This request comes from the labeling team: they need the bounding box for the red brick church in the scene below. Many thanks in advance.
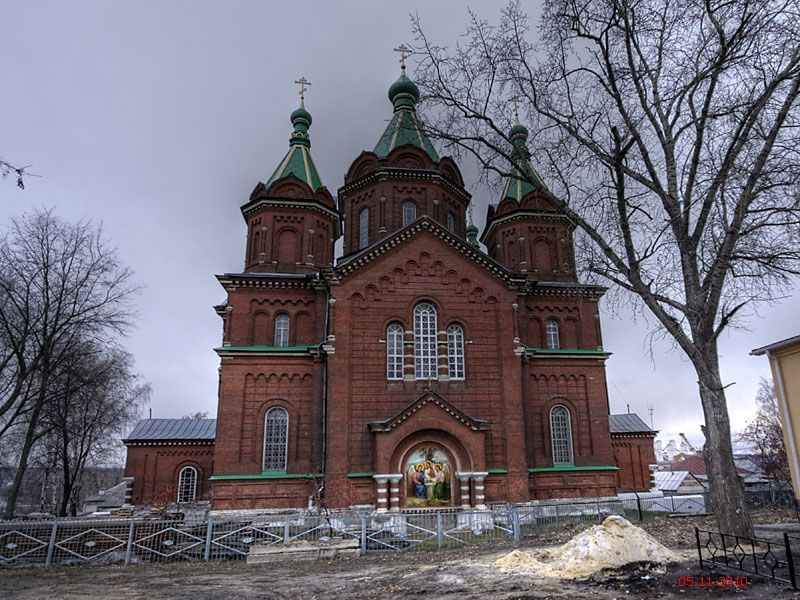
[123,65,656,512]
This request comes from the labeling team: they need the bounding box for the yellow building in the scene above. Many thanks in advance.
[752,334,800,499]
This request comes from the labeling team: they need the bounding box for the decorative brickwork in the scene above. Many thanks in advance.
[124,71,656,512]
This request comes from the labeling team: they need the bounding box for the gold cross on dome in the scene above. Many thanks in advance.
[509,95,522,124]
[393,44,413,70]
[294,76,311,105]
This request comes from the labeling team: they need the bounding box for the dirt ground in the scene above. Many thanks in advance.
[1,509,798,599]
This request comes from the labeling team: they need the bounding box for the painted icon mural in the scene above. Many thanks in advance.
[404,446,452,507]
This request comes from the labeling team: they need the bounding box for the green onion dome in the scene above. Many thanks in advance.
[388,73,420,110]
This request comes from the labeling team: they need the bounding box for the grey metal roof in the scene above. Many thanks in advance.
[124,418,216,442]
[654,470,689,492]
[609,413,655,434]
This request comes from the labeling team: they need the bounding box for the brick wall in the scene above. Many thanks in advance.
[124,442,214,505]
[612,434,657,492]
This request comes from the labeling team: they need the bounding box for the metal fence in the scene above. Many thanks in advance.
[0,490,794,569]
[696,527,799,589]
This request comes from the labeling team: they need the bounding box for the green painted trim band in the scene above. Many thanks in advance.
[487,469,509,474]
[210,472,323,481]
[214,344,321,353]
[525,348,611,356]
[528,465,619,473]
[347,472,375,478]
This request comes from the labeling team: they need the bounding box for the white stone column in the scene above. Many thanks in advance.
[372,474,390,513]
[387,474,403,512]
[455,472,472,509]
[472,471,489,510]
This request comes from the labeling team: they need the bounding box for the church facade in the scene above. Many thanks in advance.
[124,66,656,512]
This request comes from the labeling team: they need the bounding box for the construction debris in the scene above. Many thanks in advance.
[496,515,681,579]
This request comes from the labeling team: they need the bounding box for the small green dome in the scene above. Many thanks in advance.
[388,73,420,110]
[291,106,312,128]
[466,222,478,233]
[509,123,528,143]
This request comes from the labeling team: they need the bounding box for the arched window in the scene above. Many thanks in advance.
[447,324,465,380]
[177,466,198,503]
[359,207,369,249]
[402,202,416,226]
[545,319,560,349]
[447,212,455,232]
[387,323,404,380]
[550,405,574,465]
[263,407,289,471]
[413,303,438,379]
[274,314,289,347]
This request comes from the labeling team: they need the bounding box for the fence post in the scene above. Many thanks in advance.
[284,515,290,544]
[555,504,560,526]
[671,496,676,513]
[204,518,213,561]
[635,493,643,522]
[511,507,521,542]
[124,520,135,566]
[695,527,703,569]
[360,515,367,556]
[45,521,58,567]
[785,533,797,590]
[436,512,443,550]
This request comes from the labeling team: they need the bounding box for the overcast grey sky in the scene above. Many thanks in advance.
[1,1,796,448]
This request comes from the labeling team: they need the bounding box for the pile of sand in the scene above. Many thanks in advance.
[496,515,681,579]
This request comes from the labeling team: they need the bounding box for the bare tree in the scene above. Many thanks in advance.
[738,378,792,491]
[412,0,800,536]
[181,411,209,420]
[0,208,140,518]
[41,342,148,516]
[0,158,36,189]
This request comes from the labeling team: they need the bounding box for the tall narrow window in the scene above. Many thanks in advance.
[274,314,289,347]
[447,212,455,232]
[545,319,560,349]
[550,405,574,464]
[402,202,416,226]
[447,324,465,380]
[359,207,369,249]
[386,323,404,380]
[263,407,289,471]
[414,303,438,379]
[177,466,198,503]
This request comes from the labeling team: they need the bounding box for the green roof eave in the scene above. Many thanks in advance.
[214,344,321,354]
[528,465,619,473]
[267,144,324,192]
[346,472,375,478]
[210,471,323,480]
[374,109,439,162]
[525,348,611,357]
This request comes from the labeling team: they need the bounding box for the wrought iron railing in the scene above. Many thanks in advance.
[695,527,799,589]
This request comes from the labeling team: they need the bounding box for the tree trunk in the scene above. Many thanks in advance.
[3,407,41,519]
[695,350,753,537]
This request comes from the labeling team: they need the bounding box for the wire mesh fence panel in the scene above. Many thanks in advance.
[208,519,285,561]
[366,512,438,552]
[50,520,132,565]
[439,510,513,548]
[130,521,207,563]
[0,520,55,567]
